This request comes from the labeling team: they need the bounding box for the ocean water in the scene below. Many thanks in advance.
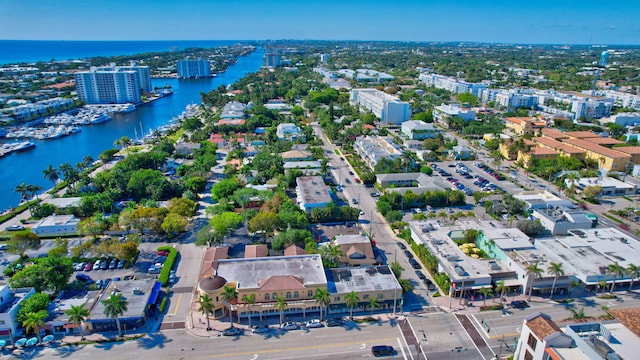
[0,44,265,211]
[0,40,249,64]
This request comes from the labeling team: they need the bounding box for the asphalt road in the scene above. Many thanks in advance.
[30,321,409,360]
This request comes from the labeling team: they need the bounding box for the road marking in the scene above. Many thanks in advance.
[193,337,397,359]
[360,343,366,350]
[168,294,182,316]
[454,314,487,360]
[396,337,408,360]
[250,354,258,360]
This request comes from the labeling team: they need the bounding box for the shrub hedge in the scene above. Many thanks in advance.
[157,245,178,286]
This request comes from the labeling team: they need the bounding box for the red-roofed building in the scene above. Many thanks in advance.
[513,313,574,360]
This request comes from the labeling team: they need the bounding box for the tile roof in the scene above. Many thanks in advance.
[530,147,560,155]
[505,117,536,125]
[245,244,268,258]
[541,128,568,139]
[610,308,640,337]
[612,146,640,155]
[200,246,229,279]
[258,275,306,291]
[565,131,601,139]
[561,138,631,159]
[284,245,307,256]
[583,137,623,146]
[527,314,562,340]
[534,137,586,154]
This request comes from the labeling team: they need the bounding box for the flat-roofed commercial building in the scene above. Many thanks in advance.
[350,88,411,124]
[32,214,80,236]
[295,176,332,212]
[0,285,35,340]
[326,266,402,314]
[536,228,640,287]
[211,255,327,320]
[401,120,437,140]
[87,279,161,333]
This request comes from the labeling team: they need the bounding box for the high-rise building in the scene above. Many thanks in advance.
[350,88,412,124]
[75,70,141,104]
[319,53,330,63]
[264,52,281,67]
[94,65,152,93]
[177,59,211,78]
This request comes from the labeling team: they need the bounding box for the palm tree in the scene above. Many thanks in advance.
[598,280,608,294]
[196,294,215,331]
[43,164,59,188]
[220,286,238,328]
[565,172,579,197]
[569,307,587,320]
[22,310,47,343]
[367,297,380,315]
[274,295,288,326]
[313,288,331,321]
[114,136,132,155]
[345,291,360,320]
[479,287,493,305]
[569,280,582,297]
[102,293,128,337]
[15,182,34,217]
[548,262,565,299]
[65,304,90,340]
[82,155,94,169]
[526,263,543,301]
[241,294,256,328]
[627,264,639,291]
[59,162,79,191]
[495,280,508,303]
[607,262,626,293]
[321,244,343,268]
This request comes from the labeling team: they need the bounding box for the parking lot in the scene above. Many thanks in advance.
[431,160,523,199]
[72,245,170,286]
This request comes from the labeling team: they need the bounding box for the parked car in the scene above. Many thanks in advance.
[354,178,360,183]
[403,250,413,258]
[6,225,25,231]
[75,274,92,283]
[372,345,396,357]
[280,322,299,331]
[345,178,351,184]
[409,258,421,269]
[397,242,406,250]
[148,265,160,274]
[415,270,426,281]
[100,261,109,270]
[74,262,86,271]
[84,262,93,271]
[510,300,529,309]
[348,170,354,175]
[305,319,323,328]
[157,250,170,257]
[326,318,343,327]
[352,198,358,205]
[109,259,118,269]
[252,325,271,334]
[92,260,101,270]
[117,260,126,269]
[222,327,243,336]
[95,279,104,289]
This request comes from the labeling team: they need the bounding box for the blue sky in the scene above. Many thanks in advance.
[1,0,639,44]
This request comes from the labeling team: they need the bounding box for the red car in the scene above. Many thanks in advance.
[157,250,170,257]
[354,178,360,183]
[83,262,93,271]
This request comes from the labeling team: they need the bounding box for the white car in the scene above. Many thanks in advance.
[305,319,323,328]
[280,322,298,331]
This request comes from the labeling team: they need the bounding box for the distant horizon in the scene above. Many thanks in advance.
[1,39,639,47]
[2,1,639,45]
